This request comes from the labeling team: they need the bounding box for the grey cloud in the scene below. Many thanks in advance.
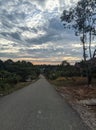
[22,17,65,45]
[0,32,9,37]
[24,25,79,47]
[19,27,38,33]
[11,32,21,40]
[33,0,47,8]
[0,53,18,58]
[19,44,66,58]
[48,18,64,31]
[0,32,21,41]
[24,33,58,45]
[0,0,82,64]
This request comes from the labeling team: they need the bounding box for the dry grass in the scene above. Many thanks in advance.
[49,76,96,125]
[56,86,96,101]
[50,77,96,100]
[51,77,88,87]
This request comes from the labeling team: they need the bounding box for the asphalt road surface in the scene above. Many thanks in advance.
[0,75,90,130]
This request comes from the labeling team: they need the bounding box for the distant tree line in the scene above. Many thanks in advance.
[43,61,80,80]
[43,60,96,81]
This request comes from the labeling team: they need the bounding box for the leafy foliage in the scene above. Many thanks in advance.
[0,59,40,93]
[61,0,96,86]
[61,0,96,60]
[43,61,81,80]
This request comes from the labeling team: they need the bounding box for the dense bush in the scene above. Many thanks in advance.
[43,60,96,84]
[0,59,40,92]
[43,64,81,80]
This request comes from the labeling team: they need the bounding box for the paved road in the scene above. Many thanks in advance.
[0,75,90,130]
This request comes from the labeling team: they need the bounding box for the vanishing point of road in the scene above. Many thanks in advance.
[0,75,90,130]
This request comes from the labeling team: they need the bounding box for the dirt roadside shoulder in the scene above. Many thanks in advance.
[56,86,96,130]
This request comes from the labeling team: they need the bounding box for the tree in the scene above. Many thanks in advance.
[61,0,96,86]
[61,60,70,66]
[0,60,4,70]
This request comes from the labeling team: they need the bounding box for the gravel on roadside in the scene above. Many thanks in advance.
[60,93,96,130]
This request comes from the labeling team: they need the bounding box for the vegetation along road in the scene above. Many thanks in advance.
[0,75,90,130]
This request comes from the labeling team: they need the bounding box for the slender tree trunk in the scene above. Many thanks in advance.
[88,30,92,87]
[89,30,92,58]
[87,64,92,87]
[82,30,86,62]
[82,29,92,87]
[93,49,96,58]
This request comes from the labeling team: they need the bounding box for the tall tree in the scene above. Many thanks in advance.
[61,0,96,86]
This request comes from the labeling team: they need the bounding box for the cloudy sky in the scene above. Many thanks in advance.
[0,0,82,65]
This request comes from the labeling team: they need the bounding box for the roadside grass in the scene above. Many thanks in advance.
[0,78,39,96]
[50,77,88,87]
[49,77,96,100]
[49,76,96,117]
